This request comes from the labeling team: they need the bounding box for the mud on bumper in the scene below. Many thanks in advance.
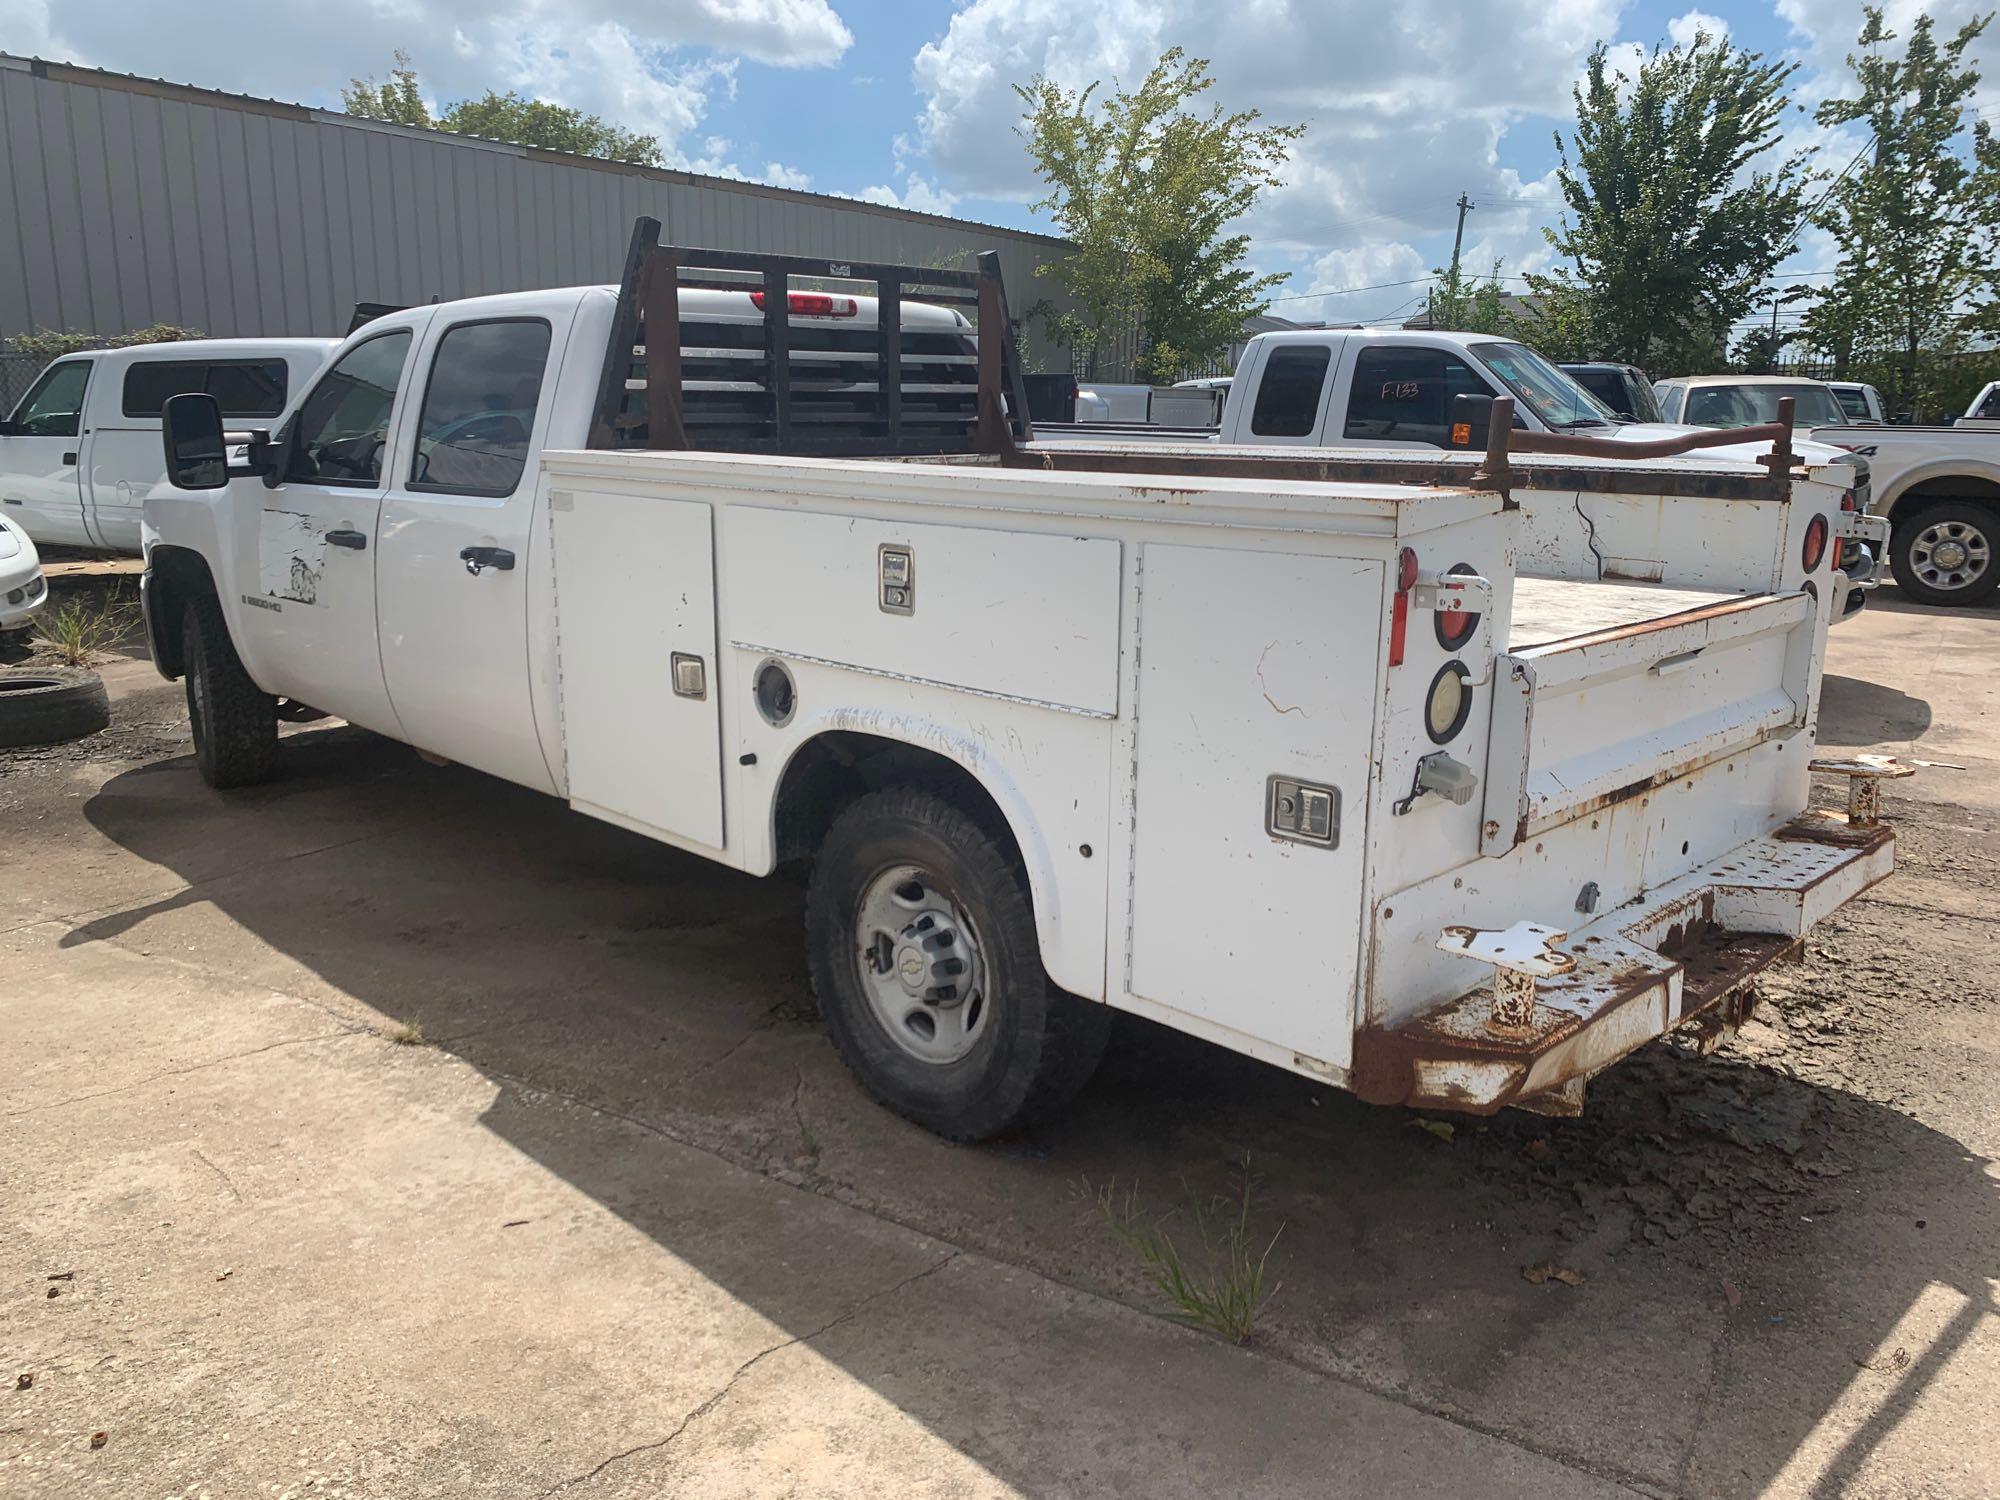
[1350,817,1894,1115]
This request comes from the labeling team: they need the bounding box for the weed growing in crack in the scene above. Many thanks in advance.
[388,1020,425,1047]
[1093,1153,1283,1344]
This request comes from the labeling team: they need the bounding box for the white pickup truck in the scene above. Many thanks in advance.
[0,338,335,553]
[1049,330,1881,621]
[142,222,1899,1139]
[1810,417,2000,605]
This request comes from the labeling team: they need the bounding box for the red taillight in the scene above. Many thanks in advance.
[1841,489,1857,511]
[1390,548,1418,667]
[1803,513,1829,572]
[750,291,859,317]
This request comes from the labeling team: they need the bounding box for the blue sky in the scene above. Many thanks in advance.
[5,0,1995,335]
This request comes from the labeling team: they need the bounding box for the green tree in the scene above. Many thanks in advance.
[1426,259,1512,335]
[1802,8,1999,421]
[341,53,664,167]
[1015,49,1302,383]
[1527,31,1813,372]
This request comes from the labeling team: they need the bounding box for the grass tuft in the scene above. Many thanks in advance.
[36,583,139,667]
[388,1020,425,1047]
[1094,1153,1283,1344]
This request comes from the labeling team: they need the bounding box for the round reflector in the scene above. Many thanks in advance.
[1803,514,1829,572]
[1425,661,1473,744]
[1434,562,1482,650]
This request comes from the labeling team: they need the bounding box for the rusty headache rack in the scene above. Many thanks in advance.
[587,216,1805,503]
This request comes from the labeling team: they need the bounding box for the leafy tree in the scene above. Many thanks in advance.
[1426,260,1512,335]
[1802,8,1999,421]
[1015,49,1302,383]
[342,53,663,167]
[7,324,203,363]
[1527,31,1814,372]
[341,51,431,129]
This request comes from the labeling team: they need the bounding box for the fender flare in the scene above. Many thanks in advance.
[1877,457,2000,516]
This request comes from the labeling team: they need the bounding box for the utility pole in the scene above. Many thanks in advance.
[1437,193,1474,328]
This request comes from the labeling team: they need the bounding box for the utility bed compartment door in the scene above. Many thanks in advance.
[551,488,724,850]
[1481,591,1814,856]
[1127,545,1381,1070]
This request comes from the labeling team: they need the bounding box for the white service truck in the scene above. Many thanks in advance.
[142,224,1900,1139]
[0,338,335,553]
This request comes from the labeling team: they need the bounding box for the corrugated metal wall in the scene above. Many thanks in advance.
[0,57,1072,366]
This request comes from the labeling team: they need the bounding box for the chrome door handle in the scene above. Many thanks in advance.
[325,528,368,550]
[460,546,515,576]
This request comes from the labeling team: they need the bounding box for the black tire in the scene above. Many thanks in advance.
[184,595,278,787]
[0,666,109,747]
[1890,500,2000,607]
[806,787,1112,1141]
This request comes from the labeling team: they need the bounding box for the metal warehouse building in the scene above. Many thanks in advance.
[0,53,1072,374]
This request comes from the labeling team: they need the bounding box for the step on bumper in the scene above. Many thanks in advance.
[1350,817,1895,1116]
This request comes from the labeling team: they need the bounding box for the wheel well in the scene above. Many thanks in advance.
[145,546,218,679]
[771,731,1022,870]
[1892,476,2000,525]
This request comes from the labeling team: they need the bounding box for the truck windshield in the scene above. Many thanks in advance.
[1468,342,1617,428]
[1684,383,1847,429]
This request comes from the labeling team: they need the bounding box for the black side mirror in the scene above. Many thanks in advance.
[1447,392,1494,450]
[162,392,228,490]
[0,419,19,437]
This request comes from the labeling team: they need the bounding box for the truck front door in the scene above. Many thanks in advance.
[0,358,94,547]
[375,314,556,793]
[242,325,422,736]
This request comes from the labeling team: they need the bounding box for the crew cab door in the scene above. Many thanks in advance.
[1328,344,1497,450]
[375,313,559,793]
[0,358,94,547]
[242,321,427,735]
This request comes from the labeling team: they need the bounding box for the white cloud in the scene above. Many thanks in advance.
[859,173,961,216]
[1667,10,1729,48]
[0,0,851,178]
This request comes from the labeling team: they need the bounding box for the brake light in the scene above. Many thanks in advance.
[750,291,859,317]
[1803,513,1829,572]
[1390,548,1418,667]
[1841,489,1857,511]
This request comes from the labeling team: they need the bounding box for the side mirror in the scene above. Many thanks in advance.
[1447,392,1494,450]
[162,392,228,490]
[0,419,19,437]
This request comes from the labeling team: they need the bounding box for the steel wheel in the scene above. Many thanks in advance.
[1908,516,1992,595]
[852,863,990,1065]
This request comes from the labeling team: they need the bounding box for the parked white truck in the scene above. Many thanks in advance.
[142,224,1900,1138]
[1810,416,2000,605]
[0,338,335,553]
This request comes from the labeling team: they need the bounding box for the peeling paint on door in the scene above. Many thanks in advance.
[261,509,326,606]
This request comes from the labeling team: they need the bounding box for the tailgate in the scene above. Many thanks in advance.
[1480,591,1815,856]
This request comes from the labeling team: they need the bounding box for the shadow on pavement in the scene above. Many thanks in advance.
[73,725,1999,1496]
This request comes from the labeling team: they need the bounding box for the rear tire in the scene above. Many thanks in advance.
[1890,501,2000,606]
[184,595,278,787]
[805,787,1111,1141]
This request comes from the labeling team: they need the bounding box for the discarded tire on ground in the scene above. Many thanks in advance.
[0,666,111,748]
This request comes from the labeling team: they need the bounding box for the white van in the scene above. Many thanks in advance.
[0,339,336,553]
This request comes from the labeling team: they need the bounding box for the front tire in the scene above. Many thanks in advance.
[1890,501,1999,606]
[184,595,278,788]
[805,787,1111,1141]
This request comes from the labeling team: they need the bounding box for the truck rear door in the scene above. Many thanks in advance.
[375,311,564,794]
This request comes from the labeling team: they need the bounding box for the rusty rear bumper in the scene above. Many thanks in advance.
[1350,817,1894,1115]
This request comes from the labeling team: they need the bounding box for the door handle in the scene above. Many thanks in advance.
[62,451,77,466]
[460,545,515,576]
[325,528,368,550]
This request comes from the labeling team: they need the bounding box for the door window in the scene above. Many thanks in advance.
[1343,347,1489,447]
[122,359,290,419]
[409,320,552,497]
[1249,346,1331,437]
[285,333,412,485]
[10,360,91,437]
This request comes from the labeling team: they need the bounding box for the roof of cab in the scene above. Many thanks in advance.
[395,283,972,331]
